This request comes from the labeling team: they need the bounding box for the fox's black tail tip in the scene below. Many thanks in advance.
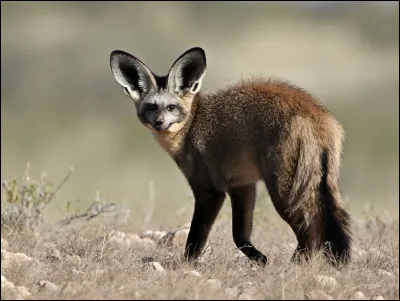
[323,202,352,266]
[319,149,352,266]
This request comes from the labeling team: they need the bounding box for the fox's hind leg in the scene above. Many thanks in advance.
[228,184,268,265]
[262,166,316,264]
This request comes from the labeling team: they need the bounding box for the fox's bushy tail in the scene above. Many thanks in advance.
[287,116,352,265]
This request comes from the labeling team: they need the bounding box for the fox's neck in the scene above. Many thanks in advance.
[152,94,202,157]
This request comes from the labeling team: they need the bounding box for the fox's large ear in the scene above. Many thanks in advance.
[167,47,206,97]
[110,50,157,101]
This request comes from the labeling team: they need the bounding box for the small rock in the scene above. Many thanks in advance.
[1,237,8,250]
[15,286,31,300]
[1,274,8,287]
[158,224,191,247]
[199,245,213,261]
[1,250,33,275]
[377,269,393,278]
[125,233,142,244]
[352,291,367,300]
[196,257,207,266]
[371,296,385,300]
[123,233,141,247]
[1,277,31,300]
[109,231,155,248]
[352,247,367,259]
[225,287,240,299]
[93,269,105,277]
[233,252,247,261]
[240,281,254,288]
[239,281,257,296]
[81,280,94,288]
[109,230,135,247]
[306,290,334,300]
[37,280,59,294]
[141,230,167,242]
[140,237,156,248]
[205,279,221,290]
[72,268,84,276]
[238,293,253,300]
[172,228,190,246]
[153,231,167,240]
[109,230,126,242]
[315,275,338,289]
[141,230,154,238]
[146,261,166,274]
[1,250,33,263]
[184,270,202,278]
[65,254,82,266]
[369,248,385,260]
[2,278,15,290]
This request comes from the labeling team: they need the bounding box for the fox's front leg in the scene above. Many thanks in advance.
[184,190,226,262]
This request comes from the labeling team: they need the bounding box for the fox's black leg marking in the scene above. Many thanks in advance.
[184,190,225,262]
[229,184,267,265]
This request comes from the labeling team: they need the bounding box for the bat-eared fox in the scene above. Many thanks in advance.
[109,47,352,266]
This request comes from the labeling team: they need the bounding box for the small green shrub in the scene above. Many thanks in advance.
[1,163,73,233]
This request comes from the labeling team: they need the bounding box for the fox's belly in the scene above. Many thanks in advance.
[223,153,261,187]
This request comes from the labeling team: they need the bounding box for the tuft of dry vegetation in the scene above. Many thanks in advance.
[1,170,399,300]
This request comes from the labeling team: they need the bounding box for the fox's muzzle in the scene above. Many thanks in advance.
[153,120,171,132]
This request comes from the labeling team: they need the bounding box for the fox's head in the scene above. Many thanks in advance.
[110,47,206,133]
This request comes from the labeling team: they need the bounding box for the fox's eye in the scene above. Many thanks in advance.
[146,103,158,111]
[167,105,176,112]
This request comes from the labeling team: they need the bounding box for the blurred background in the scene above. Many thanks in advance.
[1,1,398,229]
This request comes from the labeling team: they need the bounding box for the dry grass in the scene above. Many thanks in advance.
[1,213,398,300]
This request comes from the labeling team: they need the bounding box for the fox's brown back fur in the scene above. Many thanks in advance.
[109,48,352,266]
[155,78,343,196]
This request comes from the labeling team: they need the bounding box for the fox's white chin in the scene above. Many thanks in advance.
[154,124,171,132]
[146,122,186,134]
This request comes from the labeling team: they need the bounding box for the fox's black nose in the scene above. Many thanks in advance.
[155,120,163,127]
